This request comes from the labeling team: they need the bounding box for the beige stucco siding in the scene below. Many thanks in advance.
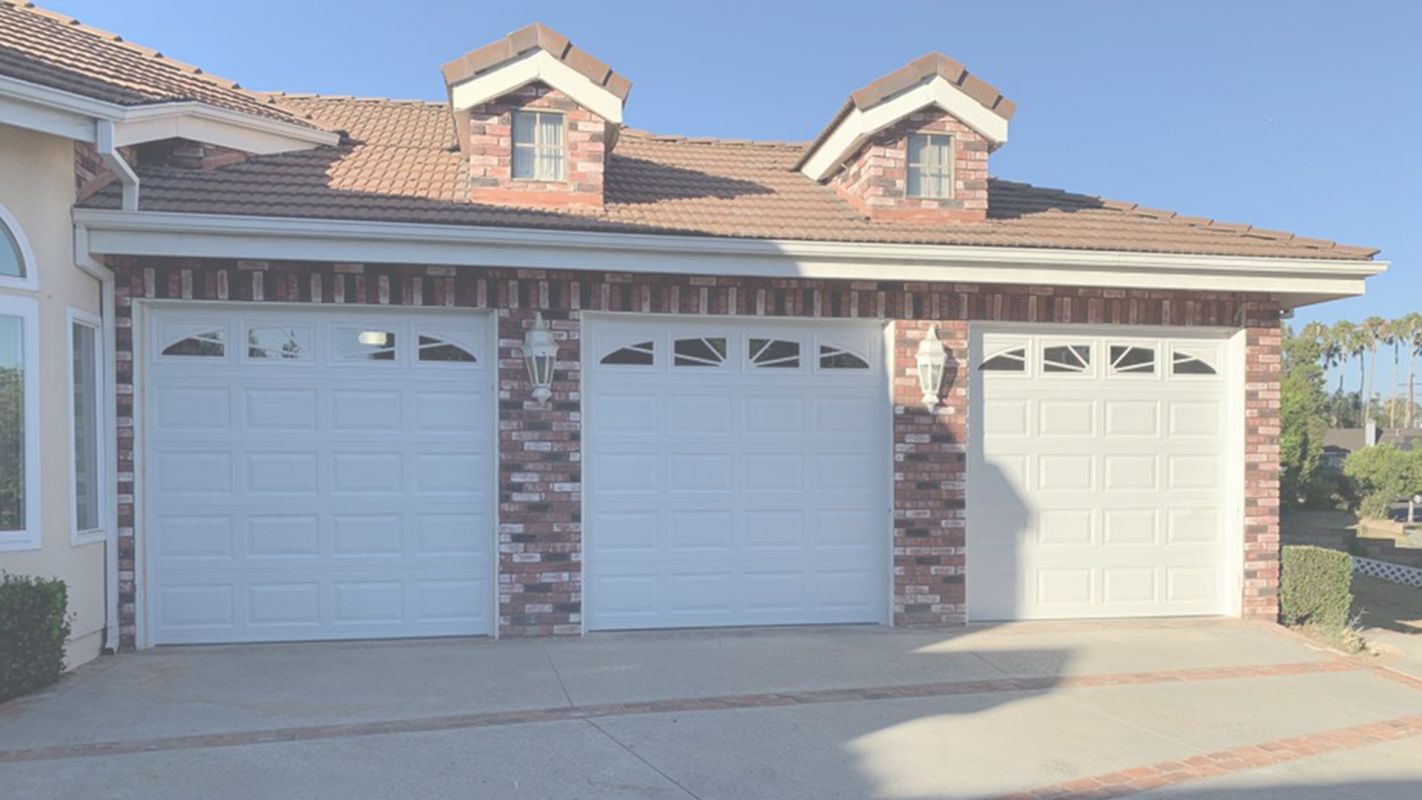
[0,123,105,668]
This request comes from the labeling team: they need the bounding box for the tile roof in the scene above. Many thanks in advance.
[0,1,316,127]
[441,22,631,101]
[849,52,1014,121]
[80,94,1377,260]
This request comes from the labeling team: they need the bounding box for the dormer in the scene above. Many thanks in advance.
[797,53,1014,223]
[442,24,631,209]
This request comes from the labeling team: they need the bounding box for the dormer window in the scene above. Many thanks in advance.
[906,133,954,199]
[512,111,566,181]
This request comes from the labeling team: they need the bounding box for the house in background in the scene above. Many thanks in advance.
[0,4,1385,664]
[1321,420,1382,471]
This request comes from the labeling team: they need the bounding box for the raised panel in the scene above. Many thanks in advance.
[1103,568,1157,604]
[247,515,319,557]
[331,390,402,432]
[815,509,878,549]
[1168,455,1220,491]
[593,394,658,434]
[816,570,878,610]
[247,584,320,625]
[156,452,232,496]
[667,395,732,434]
[815,396,879,434]
[1169,402,1221,437]
[331,452,403,494]
[817,452,878,491]
[333,582,404,623]
[1104,455,1157,491]
[158,585,234,627]
[667,572,735,612]
[592,574,658,615]
[1103,509,1157,545]
[594,453,659,492]
[591,512,659,553]
[157,388,231,430]
[415,453,482,494]
[414,391,484,433]
[156,515,233,558]
[1104,401,1159,437]
[1039,400,1094,437]
[744,395,804,434]
[415,513,483,555]
[1038,509,1093,546]
[669,453,733,492]
[247,452,319,496]
[984,399,1030,436]
[743,453,804,492]
[669,511,733,550]
[1167,567,1219,603]
[1036,568,1093,606]
[1038,455,1093,492]
[245,389,318,431]
[333,514,403,556]
[414,580,483,622]
[741,571,803,611]
[744,510,804,548]
[1167,508,1221,544]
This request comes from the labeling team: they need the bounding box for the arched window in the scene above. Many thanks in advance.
[0,203,36,290]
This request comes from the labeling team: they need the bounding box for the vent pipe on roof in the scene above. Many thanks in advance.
[96,120,139,211]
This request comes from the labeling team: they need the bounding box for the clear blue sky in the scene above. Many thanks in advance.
[48,1,1417,349]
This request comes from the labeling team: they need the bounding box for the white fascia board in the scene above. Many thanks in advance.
[0,73,336,150]
[448,49,623,124]
[114,104,338,153]
[802,77,1010,182]
[73,209,1386,307]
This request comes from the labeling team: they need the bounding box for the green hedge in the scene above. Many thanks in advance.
[1280,545,1354,631]
[0,575,71,704]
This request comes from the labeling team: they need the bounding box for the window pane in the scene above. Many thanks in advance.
[538,148,564,181]
[0,315,24,530]
[512,112,536,145]
[73,323,100,532]
[0,223,21,278]
[906,168,923,198]
[932,137,952,167]
[512,146,535,180]
[907,134,929,165]
[538,113,563,148]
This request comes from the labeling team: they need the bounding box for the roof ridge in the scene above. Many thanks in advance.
[9,1,304,118]
[619,128,807,149]
[260,91,444,107]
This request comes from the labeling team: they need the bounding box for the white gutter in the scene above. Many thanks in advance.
[95,120,140,211]
[72,226,121,654]
[73,208,1387,307]
[0,73,338,150]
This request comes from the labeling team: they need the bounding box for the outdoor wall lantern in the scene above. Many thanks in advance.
[916,324,947,410]
[522,312,558,405]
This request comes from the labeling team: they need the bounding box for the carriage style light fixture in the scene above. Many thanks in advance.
[916,324,947,410]
[521,312,558,405]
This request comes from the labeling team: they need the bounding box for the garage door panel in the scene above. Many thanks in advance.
[147,307,493,644]
[156,386,232,430]
[587,316,889,631]
[969,329,1230,621]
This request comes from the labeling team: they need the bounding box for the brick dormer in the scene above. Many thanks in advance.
[442,24,631,209]
[798,53,1013,224]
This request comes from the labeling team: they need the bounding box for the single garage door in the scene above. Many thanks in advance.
[967,328,1233,620]
[145,306,495,644]
[585,316,890,631]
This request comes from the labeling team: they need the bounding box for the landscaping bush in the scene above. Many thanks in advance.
[1280,545,1354,632]
[0,574,71,703]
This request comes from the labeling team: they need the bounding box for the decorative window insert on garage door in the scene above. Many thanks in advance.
[967,327,1241,621]
[583,315,893,631]
[141,305,497,645]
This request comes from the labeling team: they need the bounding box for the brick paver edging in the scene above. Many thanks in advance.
[0,659,1364,765]
[996,712,1422,799]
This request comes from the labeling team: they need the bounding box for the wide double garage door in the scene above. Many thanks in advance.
[146,307,495,644]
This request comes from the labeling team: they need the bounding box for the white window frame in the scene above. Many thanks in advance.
[0,295,41,550]
[68,308,106,546]
[0,202,38,291]
[906,133,955,200]
[511,110,566,182]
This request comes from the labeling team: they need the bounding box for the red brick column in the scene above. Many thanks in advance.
[496,309,583,636]
[1243,324,1283,619]
[891,320,969,625]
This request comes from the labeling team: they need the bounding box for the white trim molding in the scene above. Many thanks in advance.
[0,72,338,151]
[74,209,1387,308]
[0,294,42,552]
[801,76,1010,182]
[67,307,107,547]
[448,49,624,124]
[0,201,39,291]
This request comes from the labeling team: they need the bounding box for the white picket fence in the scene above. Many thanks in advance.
[1353,556,1422,589]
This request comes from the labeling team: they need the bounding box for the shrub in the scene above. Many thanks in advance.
[1280,546,1354,632]
[0,574,71,704]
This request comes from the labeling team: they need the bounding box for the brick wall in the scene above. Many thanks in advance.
[831,107,990,222]
[463,83,608,208]
[105,255,1281,646]
[1243,321,1284,619]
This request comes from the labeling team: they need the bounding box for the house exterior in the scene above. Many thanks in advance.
[0,5,1386,662]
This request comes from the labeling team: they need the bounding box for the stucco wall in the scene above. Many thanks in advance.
[0,123,106,668]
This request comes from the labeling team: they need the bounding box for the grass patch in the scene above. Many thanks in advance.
[1352,575,1422,635]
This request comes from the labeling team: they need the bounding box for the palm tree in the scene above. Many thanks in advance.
[1386,317,1405,429]
[1320,324,1345,425]
[1409,312,1422,429]
[1362,315,1387,424]
[1331,320,1356,397]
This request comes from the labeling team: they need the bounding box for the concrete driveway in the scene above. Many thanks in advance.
[2,620,1421,799]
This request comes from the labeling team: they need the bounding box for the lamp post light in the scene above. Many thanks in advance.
[521,312,558,405]
[915,324,947,411]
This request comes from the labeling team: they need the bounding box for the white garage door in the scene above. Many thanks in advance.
[145,307,495,644]
[585,316,890,631]
[967,328,1233,620]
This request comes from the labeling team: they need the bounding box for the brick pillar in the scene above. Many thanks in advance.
[497,309,582,636]
[892,320,969,625]
[1243,324,1283,619]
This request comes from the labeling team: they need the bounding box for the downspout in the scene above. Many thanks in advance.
[95,119,139,211]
